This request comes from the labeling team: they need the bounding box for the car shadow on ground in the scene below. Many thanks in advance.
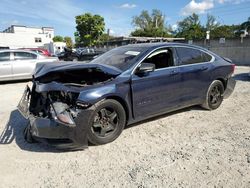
[233,73,250,82]
[0,106,206,153]
[0,110,60,153]
[0,79,31,85]
[125,105,205,130]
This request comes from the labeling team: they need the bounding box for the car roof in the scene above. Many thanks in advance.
[21,48,47,51]
[125,42,205,50]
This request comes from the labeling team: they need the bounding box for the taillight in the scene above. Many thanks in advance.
[232,64,236,74]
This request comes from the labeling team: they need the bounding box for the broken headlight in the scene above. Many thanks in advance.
[50,102,76,127]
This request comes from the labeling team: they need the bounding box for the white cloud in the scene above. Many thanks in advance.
[180,0,250,16]
[181,0,214,16]
[119,3,137,9]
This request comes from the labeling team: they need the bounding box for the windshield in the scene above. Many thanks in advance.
[90,47,146,71]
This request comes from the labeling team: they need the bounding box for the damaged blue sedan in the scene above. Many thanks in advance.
[18,43,236,150]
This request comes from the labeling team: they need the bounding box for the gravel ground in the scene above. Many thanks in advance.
[0,66,249,188]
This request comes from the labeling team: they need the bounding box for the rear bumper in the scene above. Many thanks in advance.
[223,77,236,99]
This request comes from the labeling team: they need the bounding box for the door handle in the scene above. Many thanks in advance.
[170,70,179,75]
[2,63,10,66]
[199,66,208,71]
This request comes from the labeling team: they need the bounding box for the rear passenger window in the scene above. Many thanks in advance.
[176,47,212,65]
[202,52,212,62]
[14,52,37,60]
[0,52,10,61]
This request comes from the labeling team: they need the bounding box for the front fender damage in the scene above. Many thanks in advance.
[20,63,121,150]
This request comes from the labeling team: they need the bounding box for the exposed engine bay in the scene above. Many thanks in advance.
[36,67,116,87]
[28,65,118,127]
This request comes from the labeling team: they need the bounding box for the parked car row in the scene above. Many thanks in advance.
[0,49,58,81]
[57,47,104,61]
[0,46,107,81]
[20,48,52,57]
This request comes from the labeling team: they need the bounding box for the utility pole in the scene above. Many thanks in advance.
[107,28,110,49]
[206,30,210,49]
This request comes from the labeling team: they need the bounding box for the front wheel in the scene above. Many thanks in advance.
[87,99,126,145]
[202,80,224,110]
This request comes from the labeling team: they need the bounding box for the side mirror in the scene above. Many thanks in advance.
[136,63,155,75]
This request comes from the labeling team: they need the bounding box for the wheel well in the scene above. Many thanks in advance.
[216,78,226,90]
[105,96,129,122]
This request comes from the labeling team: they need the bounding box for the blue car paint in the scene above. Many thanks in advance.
[131,66,182,118]
[34,43,234,126]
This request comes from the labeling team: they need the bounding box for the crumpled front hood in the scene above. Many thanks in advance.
[34,62,122,79]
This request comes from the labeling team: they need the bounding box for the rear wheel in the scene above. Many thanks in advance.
[202,80,224,110]
[87,99,126,145]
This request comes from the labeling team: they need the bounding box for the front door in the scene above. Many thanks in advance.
[131,48,182,118]
[12,51,37,79]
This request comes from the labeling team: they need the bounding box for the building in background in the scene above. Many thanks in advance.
[0,25,65,55]
[44,42,66,55]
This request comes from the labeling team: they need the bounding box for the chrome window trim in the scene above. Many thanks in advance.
[131,45,215,75]
[132,46,174,74]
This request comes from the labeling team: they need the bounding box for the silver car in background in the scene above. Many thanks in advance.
[0,49,58,81]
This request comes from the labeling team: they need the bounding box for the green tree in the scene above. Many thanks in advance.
[212,25,240,38]
[53,35,64,42]
[64,36,73,48]
[176,13,205,40]
[97,33,114,45]
[131,9,172,37]
[240,17,250,30]
[206,14,220,31]
[75,13,105,47]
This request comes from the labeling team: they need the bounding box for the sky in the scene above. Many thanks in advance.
[0,0,250,39]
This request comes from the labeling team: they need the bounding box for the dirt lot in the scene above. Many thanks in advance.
[0,66,249,188]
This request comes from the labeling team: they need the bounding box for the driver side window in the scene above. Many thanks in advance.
[142,48,174,69]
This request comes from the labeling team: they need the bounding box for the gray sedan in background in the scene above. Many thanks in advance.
[0,49,58,81]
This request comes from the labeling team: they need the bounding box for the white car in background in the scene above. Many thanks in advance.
[0,49,58,81]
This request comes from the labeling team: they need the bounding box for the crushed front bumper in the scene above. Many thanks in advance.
[27,116,88,150]
[18,85,88,150]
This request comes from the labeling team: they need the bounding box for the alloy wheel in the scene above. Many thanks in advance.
[91,107,119,138]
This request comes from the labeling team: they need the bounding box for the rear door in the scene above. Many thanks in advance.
[0,52,12,80]
[175,47,214,106]
[12,51,37,79]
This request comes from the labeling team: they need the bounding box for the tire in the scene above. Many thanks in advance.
[86,99,126,145]
[202,80,224,110]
